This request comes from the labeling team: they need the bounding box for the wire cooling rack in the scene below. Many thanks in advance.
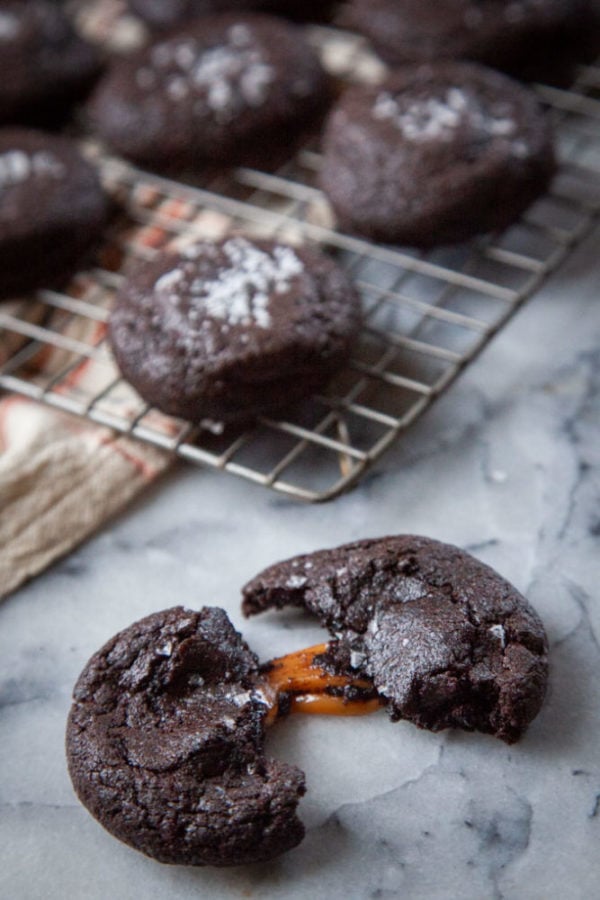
[1,30,600,502]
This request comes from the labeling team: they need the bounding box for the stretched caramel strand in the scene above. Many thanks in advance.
[288,694,383,717]
[263,643,382,723]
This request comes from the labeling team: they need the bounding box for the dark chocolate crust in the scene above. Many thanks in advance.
[129,0,264,30]
[243,535,549,743]
[0,0,101,126]
[89,13,328,171]
[66,606,306,867]
[341,0,598,83]
[128,0,335,30]
[0,129,108,298]
[319,61,555,247]
[108,237,361,424]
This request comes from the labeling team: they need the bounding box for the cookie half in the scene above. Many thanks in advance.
[0,129,109,298]
[243,535,549,743]
[0,0,101,125]
[89,13,328,171]
[108,237,361,423]
[320,61,555,246]
[66,606,306,866]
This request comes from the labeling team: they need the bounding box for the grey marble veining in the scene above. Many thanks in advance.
[1,227,600,899]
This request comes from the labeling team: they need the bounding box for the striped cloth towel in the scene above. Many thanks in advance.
[0,311,170,600]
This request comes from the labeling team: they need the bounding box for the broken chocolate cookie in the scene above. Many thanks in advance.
[66,606,307,866]
[66,606,380,865]
[243,535,549,743]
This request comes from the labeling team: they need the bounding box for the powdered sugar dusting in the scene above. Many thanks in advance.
[138,24,275,122]
[0,150,66,190]
[372,87,517,143]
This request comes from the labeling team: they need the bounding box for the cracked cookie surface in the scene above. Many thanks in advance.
[66,606,306,866]
[243,535,549,743]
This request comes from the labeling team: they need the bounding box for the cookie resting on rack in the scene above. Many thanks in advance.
[341,0,598,83]
[108,236,362,424]
[0,129,109,298]
[319,61,556,247]
[243,535,549,744]
[89,13,328,171]
[66,606,307,866]
[0,0,101,125]
[128,0,336,30]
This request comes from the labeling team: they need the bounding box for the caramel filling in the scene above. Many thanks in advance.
[288,694,383,717]
[263,643,382,723]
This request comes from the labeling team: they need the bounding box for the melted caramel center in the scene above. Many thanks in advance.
[264,643,382,723]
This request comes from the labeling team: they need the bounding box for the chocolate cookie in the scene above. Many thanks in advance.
[319,62,555,247]
[0,129,109,298]
[89,14,328,171]
[243,535,549,743]
[128,0,335,31]
[341,0,598,82]
[108,236,361,424]
[66,606,306,867]
[0,0,101,126]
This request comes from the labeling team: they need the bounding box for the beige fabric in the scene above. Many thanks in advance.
[0,275,171,602]
[0,0,269,601]
[0,287,171,602]
[0,397,169,599]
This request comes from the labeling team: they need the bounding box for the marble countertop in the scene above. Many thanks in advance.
[1,226,599,900]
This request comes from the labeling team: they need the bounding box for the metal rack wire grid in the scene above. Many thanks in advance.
[1,29,600,502]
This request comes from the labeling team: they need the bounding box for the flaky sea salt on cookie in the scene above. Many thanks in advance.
[108,236,361,424]
[320,61,555,247]
[89,13,328,171]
